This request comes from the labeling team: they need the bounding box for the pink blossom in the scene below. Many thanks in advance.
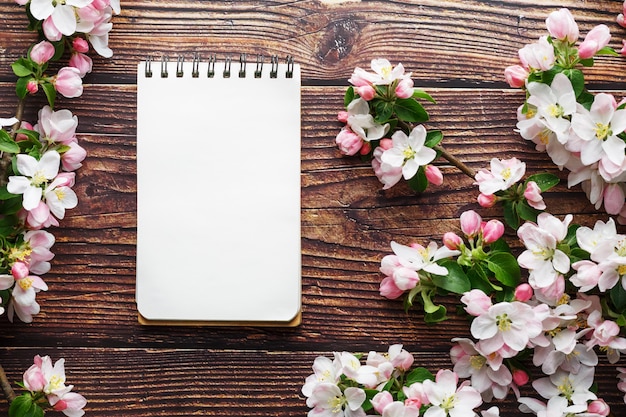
[424,165,443,186]
[372,146,403,190]
[372,391,394,414]
[422,369,482,417]
[11,262,29,280]
[475,157,526,194]
[460,210,482,237]
[337,111,349,123]
[50,391,88,417]
[587,399,610,416]
[518,36,555,71]
[602,183,625,215]
[72,37,90,53]
[53,67,83,98]
[578,24,611,59]
[29,40,55,65]
[482,220,504,244]
[461,289,492,316]
[381,125,437,181]
[348,67,376,87]
[586,310,626,360]
[545,8,579,43]
[524,181,546,210]
[23,361,47,392]
[61,141,87,171]
[387,344,414,371]
[443,232,462,250]
[14,0,28,5]
[513,283,533,302]
[27,80,39,94]
[511,369,529,386]
[356,85,375,101]
[477,193,496,208]
[504,65,528,88]
[395,78,414,99]
[379,276,404,299]
[621,40,626,56]
[36,105,78,145]
[336,128,364,156]
[22,201,59,230]
[69,52,93,77]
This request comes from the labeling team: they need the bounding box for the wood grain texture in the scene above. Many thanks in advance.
[0,0,625,415]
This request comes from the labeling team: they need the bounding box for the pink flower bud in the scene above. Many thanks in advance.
[42,16,62,42]
[371,391,394,415]
[23,364,46,392]
[460,210,482,237]
[524,181,546,210]
[482,219,504,243]
[512,369,529,386]
[618,14,626,29]
[26,80,39,94]
[61,142,87,171]
[379,138,393,150]
[11,262,29,280]
[443,232,463,250]
[546,8,579,43]
[514,283,533,302]
[53,400,68,411]
[395,78,414,99]
[379,276,404,299]
[359,141,371,155]
[69,52,93,77]
[335,128,363,156]
[504,65,528,88]
[72,37,90,53]
[337,111,349,123]
[621,39,626,56]
[356,85,375,101]
[578,24,611,59]
[53,67,83,98]
[29,40,55,65]
[461,289,492,316]
[477,193,496,208]
[348,67,374,87]
[425,165,443,186]
[587,400,610,416]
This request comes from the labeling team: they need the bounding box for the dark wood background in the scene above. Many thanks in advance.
[0,1,625,415]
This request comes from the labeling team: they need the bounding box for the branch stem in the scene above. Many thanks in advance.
[434,144,476,179]
[0,363,16,404]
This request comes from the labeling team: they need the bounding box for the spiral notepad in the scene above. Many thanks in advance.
[135,54,302,326]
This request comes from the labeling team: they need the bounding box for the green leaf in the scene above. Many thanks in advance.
[610,284,626,312]
[344,86,355,107]
[569,247,589,263]
[15,129,39,142]
[405,367,434,385]
[421,290,440,314]
[526,173,559,192]
[412,89,436,103]
[486,252,521,287]
[373,99,393,123]
[42,82,56,108]
[562,68,585,98]
[424,130,443,148]
[424,304,447,323]
[0,130,20,154]
[9,394,43,417]
[15,77,29,99]
[0,186,18,200]
[11,60,33,77]
[431,260,471,294]
[595,46,619,56]
[467,264,496,293]
[488,237,511,254]
[503,201,519,230]
[516,201,540,222]
[407,166,428,193]
[564,224,580,247]
[579,58,594,67]
[393,98,429,123]
[0,196,24,216]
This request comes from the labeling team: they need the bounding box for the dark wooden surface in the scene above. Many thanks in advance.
[0,1,625,415]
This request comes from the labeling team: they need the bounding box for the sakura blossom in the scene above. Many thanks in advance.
[380,125,437,181]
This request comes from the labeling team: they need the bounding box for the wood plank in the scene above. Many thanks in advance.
[0,0,625,85]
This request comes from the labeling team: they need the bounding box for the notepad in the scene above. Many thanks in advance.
[135,55,302,326]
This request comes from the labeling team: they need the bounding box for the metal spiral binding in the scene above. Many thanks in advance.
[146,54,294,79]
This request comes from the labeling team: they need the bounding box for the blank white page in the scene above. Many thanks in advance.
[135,57,301,325]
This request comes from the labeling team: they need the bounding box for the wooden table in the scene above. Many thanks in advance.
[0,1,625,415]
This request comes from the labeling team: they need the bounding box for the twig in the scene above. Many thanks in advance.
[434,144,476,179]
[0,363,16,404]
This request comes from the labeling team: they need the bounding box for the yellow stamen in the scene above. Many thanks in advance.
[470,355,486,370]
[18,277,33,291]
[595,122,611,140]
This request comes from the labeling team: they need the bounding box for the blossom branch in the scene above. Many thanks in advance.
[0,364,16,404]
[434,144,476,179]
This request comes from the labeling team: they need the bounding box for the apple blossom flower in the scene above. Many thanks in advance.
[0,116,18,127]
[336,128,364,156]
[44,176,79,219]
[477,193,496,208]
[403,382,429,409]
[61,141,87,171]
[532,366,597,405]
[29,40,55,65]
[69,52,93,77]
[518,396,587,416]
[380,401,420,417]
[372,391,394,414]
[546,8,579,43]
[388,240,460,277]
[526,73,576,144]
[470,300,545,357]
[570,93,626,168]
[474,158,526,195]
[368,58,410,85]
[8,151,61,211]
[518,36,555,71]
[585,310,626,363]
[482,220,504,244]
[355,85,375,101]
[50,391,88,417]
[372,144,403,189]
[461,289,493,317]
[29,0,94,36]
[305,383,366,417]
[36,105,79,145]
[72,37,90,53]
[302,355,341,397]
[43,16,63,41]
[380,125,437,181]
[345,98,389,142]
[395,78,414,99]
[516,106,571,169]
[578,24,611,59]
[53,67,84,98]
[617,368,626,404]
[524,181,546,210]
[517,213,573,290]
[422,369,483,417]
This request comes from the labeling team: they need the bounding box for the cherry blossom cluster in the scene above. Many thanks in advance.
[302,344,499,417]
[11,355,87,417]
[335,59,445,191]
[505,8,626,222]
